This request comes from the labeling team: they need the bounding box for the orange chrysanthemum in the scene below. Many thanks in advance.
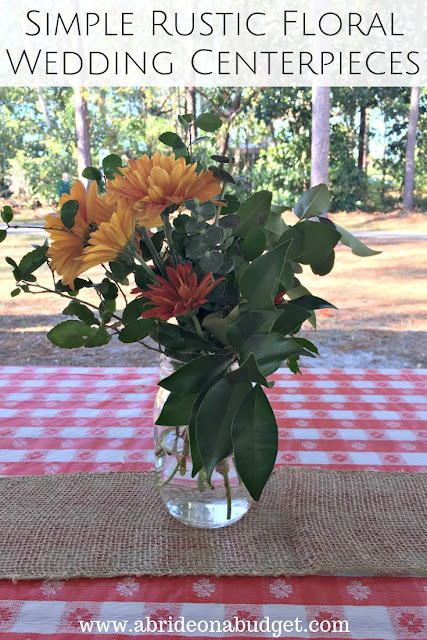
[81,199,136,271]
[135,263,223,320]
[45,181,115,289]
[105,151,221,228]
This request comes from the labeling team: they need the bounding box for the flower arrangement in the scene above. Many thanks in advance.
[1,111,379,506]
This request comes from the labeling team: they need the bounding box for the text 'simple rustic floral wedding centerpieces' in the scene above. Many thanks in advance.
[1,112,379,528]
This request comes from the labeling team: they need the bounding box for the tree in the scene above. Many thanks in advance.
[310,87,331,187]
[186,87,197,141]
[73,87,92,186]
[358,105,370,172]
[403,86,421,211]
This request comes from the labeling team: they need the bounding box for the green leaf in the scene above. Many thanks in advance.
[0,230,6,243]
[281,222,341,265]
[294,184,330,220]
[280,262,295,291]
[118,319,155,343]
[202,312,232,345]
[84,327,112,348]
[242,225,266,261]
[199,250,223,272]
[218,214,241,229]
[19,244,48,276]
[273,304,312,336]
[10,288,20,297]
[233,191,272,237]
[122,298,146,324]
[239,241,291,310]
[221,195,241,214]
[157,322,214,353]
[227,352,272,388]
[60,199,79,230]
[102,154,123,180]
[159,353,233,394]
[197,378,252,482]
[290,295,337,310]
[311,250,335,275]
[232,384,278,501]
[159,132,186,149]
[82,166,103,181]
[47,320,96,349]
[291,337,319,355]
[333,222,382,257]
[194,113,222,132]
[226,310,283,349]
[178,114,192,129]
[208,166,235,184]
[62,300,98,326]
[1,205,13,224]
[287,355,302,375]
[240,333,306,376]
[156,392,198,426]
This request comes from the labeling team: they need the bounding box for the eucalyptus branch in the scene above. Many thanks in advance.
[139,227,167,277]
[101,263,128,306]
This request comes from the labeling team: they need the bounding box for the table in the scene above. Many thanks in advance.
[0,365,426,639]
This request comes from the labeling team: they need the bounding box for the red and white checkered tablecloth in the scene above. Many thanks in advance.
[0,365,426,639]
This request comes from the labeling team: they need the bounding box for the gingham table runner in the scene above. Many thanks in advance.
[0,365,426,639]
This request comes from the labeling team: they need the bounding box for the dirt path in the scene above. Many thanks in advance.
[1,225,426,369]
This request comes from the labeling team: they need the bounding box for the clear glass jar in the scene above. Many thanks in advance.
[154,354,253,528]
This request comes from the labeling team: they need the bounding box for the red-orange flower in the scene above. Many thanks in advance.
[274,291,286,305]
[135,263,223,320]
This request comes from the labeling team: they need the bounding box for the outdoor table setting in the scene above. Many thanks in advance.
[0,109,426,640]
[0,364,426,638]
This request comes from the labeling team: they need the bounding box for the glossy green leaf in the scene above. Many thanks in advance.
[281,222,341,265]
[242,225,266,261]
[194,113,222,132]
[84,327,112,348]
[333,223,382,257]
[291,337,319,354]
[122,298,146,324]
[232,384,278,501]
[227,352,272,388]
[156,392,198,426]
[273,304,312,335]
[241,333,306,376]
[102,154,123,180]
[159,353,233,394]
[19,244,48,276]
[226,310,283,349]
[118,319,155,343]
[197,378,252,482]
[60,199,79,229]
[290,295,337,310]
[311,250,335,275]
[233,190,272,237]
[294,184,330,220]
[62,300,98,326]
[239,241,291,310]
[47,320,96,349]
[280,262,295,291]
[1,205,13,224]
[159,132,186,149]
[82,166,103,181]
[0,230,6,243]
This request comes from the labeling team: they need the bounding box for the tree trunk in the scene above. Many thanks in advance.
[358,106,370,172]
[403,86,420,211]
[310,86,331,187]
[186,86,197,140]
[37,87,51,129]
[73,87,92,187]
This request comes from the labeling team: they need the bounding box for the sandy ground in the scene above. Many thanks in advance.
[1,205,426,369]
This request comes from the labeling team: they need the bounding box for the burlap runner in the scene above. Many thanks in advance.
[0,467,426,581]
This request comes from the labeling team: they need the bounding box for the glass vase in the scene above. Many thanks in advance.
[154,354,253,528]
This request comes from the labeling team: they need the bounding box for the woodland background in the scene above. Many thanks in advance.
[0,86,425,213]
[0,86,425,369]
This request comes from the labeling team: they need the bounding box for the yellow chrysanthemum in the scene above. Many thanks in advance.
[45,180,113,289]
[81,199,136,271]
[105,151,221,228]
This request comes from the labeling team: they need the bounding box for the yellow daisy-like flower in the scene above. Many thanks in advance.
[45,180,113,289]
[81,199,136,271]
[105,151,221,228]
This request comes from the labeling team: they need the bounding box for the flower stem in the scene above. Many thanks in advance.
[156,460,180,489]
[192,313,204,339]
[133,252,158,283]
[139,227,167,277]
[161,213,178,268]
[222,461,232,520]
